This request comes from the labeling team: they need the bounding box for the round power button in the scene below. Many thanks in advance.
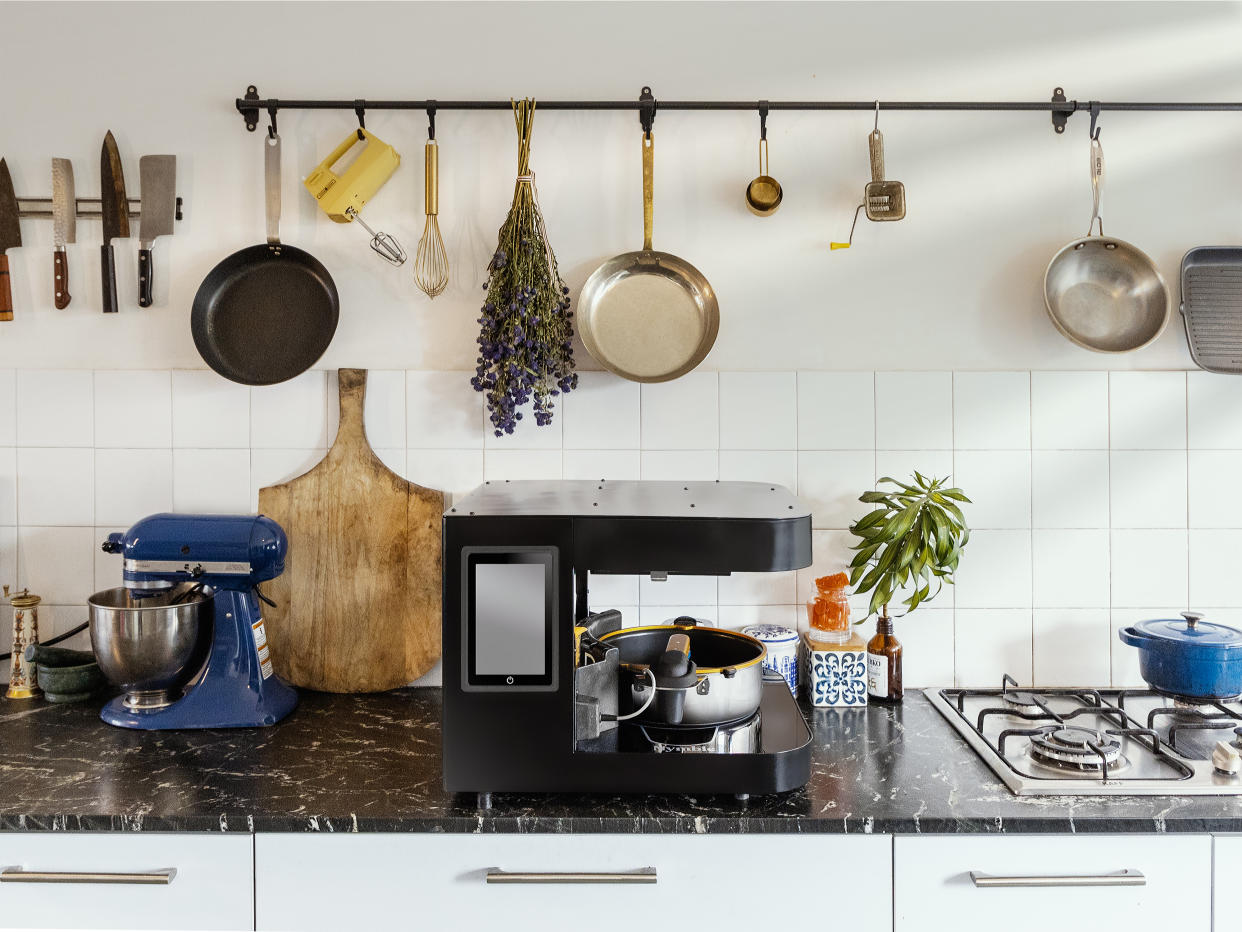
[505,675,514,685]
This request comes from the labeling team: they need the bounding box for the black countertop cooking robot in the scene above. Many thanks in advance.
[442,480,814,802]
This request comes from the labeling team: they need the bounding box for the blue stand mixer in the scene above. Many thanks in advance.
[90,513,299,730]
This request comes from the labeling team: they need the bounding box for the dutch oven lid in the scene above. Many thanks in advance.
[1132,612,1242,651]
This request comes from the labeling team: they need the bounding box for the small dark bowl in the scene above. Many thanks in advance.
[34,658,106,704]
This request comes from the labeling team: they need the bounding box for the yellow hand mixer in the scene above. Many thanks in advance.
[304,121,406,266]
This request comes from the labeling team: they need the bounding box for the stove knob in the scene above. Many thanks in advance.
[1213,741,1242,776]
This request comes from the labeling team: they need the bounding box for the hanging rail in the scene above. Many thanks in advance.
[236,85,1242,136]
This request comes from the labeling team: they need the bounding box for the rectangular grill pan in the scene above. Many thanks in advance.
[1182,247,1242,373]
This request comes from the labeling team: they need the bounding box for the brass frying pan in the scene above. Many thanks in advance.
[577,132,718,382]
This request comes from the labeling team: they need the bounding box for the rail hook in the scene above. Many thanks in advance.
[266,104,278,140]
[1089,101,1101,140]
[426,102,437,141]
[355,100,366,140]
[639,85,657,139]
[758,100,769,140]
[874,100,881,132]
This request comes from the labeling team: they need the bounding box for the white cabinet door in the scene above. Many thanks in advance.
[256,833,891,931]
[1214,835,1242,931]
[894,834,1212,932]
[0,833,254,931]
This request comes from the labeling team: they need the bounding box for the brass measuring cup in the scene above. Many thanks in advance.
[745,102,782,216]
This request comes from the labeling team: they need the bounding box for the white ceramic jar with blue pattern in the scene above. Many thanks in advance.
[805,632,869,707]
[741,624,799,696]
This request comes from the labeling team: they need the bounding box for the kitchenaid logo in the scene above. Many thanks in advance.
[315,178,336,199]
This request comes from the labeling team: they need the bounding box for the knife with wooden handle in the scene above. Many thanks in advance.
[52,157,76,309]
[0,159,21,321]
[100,131,130,314]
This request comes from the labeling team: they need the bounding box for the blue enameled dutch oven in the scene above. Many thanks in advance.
[1118,612,1242,699]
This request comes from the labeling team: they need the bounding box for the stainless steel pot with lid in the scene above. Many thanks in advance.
[589,615,766,726]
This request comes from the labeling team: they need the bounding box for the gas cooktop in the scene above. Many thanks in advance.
[927,675,1242,795]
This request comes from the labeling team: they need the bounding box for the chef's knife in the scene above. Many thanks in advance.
[100,131,130,314]
[51,157,76,309]
[137,155,176,308]
[0,159,20,321]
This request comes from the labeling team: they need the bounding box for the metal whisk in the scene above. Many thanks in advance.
[414,112,449,298]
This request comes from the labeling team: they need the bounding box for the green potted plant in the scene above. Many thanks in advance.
[847,472,971,701]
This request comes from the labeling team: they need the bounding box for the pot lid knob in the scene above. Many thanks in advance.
[1182,611,1204,629]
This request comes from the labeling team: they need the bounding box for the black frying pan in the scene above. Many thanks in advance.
[192,134,338,386]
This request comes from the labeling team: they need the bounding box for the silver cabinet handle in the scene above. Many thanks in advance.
[0,868,177,885]
[486,868,656,885]
[970,869,1144,888]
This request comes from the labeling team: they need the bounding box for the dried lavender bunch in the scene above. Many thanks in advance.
[471,98,578,436]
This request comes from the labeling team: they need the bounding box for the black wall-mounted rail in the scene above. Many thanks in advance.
[237,85,1242,136]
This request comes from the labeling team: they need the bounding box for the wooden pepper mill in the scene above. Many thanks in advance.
[4,586,42,699]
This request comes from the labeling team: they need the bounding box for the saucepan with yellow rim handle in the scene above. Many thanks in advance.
[587,616,766,726]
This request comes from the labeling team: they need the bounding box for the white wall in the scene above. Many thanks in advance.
[4,2,1242,689]
[3,1,1242,369]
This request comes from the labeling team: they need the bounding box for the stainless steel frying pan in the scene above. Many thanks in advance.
[577,133,718,382]
[1044,132,1168,354]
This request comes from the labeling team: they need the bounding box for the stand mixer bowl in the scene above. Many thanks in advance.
[88,585,214,710]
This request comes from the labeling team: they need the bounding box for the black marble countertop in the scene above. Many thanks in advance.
[2,688,1242,834]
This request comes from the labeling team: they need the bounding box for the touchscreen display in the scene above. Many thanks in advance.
[474,562,547,676]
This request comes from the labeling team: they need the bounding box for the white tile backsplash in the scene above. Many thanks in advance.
[16,526,95,605]
[954,529,1032,609]
[1188,372,1242,450]
[953,372,1030,450]
[875,371,953,450]
[563,372,639,450]
[0,369,14,446]
[17,448,93,526]
[562,450,641,481]
[640,450,717,480]
[407,371,484,449]
[1111,529,1189,608]
[1188,451,1242,527]
[94,449,173,526]
[16,370,92,447]
[955,608,1033,687]
[894,609,954,688]
[951,450,1031,529]
[797,371,874,450]
[718,450,797,490]
[94,371,172,449]
[7,366,1241,689]
[1031,371,1109,450]
[482,450,562,480]
[0,448,14,526]
[1109,371,1187,450]
[361,370,406,450]
[171,370,251,449]
[797,450,874,530]
[173,449,251,514]
[1032,529,1110,608]
[1032,450,1110,528]
[1188,529,1242,608]
[1110,450,1187,529]
[406,449,484,500]
[719,372,797,450]
[1033,609,1111,686]
[641,372,718,449]
[250,371,328,449]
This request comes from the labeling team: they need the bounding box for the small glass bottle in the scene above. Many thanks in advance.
[866,615,903,702]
